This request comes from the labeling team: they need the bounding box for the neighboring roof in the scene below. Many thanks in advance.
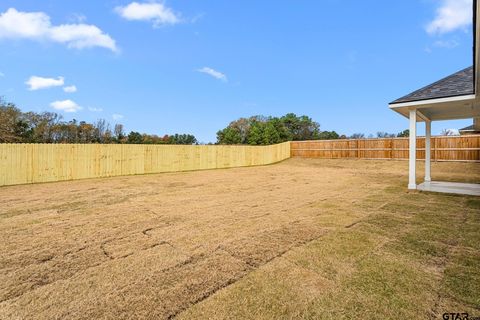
[391,66,474,104]
[460,125,475,131]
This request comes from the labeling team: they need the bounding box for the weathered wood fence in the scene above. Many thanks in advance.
[0,142,290,186]
[291,135,480,162]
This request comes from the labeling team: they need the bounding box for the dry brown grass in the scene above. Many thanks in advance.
[0,158,479,319]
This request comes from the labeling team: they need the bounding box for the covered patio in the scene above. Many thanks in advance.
[389,0,480,196]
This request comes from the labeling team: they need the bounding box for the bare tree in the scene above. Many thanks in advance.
[441,129,460,136]
[114,124,125,141]
[94,119,107,143]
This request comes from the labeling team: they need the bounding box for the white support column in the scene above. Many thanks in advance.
[425,120,432,183]
[408,109,417,190]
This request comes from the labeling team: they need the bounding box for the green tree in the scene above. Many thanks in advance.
[280,113,320,140]
[397,129,409,137]
[15,120,33,141]
[217,127,242,145]
[216,113,324,145]
[127,131,143,144]
[168,134,197,145]
[318,131,340,140]
[226,118,251,143]
[270,117,292,141]
[247,121,265,145]
[263,121,281,145]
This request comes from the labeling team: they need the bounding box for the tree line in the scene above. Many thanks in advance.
[216,113,411,145]
[1,98,412,145]
[216,114,340,145]
[0,100,197,144]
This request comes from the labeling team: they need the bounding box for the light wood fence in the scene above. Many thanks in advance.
[2,136,477,187]
[291,135,480,162]
[0,142,290,186]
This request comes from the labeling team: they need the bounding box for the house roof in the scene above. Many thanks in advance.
[390,67,474,104]
[460,125,475,131]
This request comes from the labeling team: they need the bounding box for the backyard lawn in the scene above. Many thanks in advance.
[0,158,479,319]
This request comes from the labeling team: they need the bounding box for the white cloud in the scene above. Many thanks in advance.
[63,85,77,93]
[50,99,82,113]
[26,76,64,90]
[426,0,472,34]
[197,67,227,82]
[0,71,4,77]
[0,8,48,39]
[88,107,103,112]
[112,113,124,120]
[115,2,180,27]
[0,8,117,52]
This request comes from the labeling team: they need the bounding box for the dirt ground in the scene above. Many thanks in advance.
[0,158,479,319]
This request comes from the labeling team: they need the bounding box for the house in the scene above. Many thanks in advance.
[389,0,480,196]
[459,118,480,135]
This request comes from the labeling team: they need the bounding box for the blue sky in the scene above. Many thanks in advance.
[0,0,475,142]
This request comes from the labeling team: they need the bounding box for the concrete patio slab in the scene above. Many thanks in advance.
[418,181,480,196]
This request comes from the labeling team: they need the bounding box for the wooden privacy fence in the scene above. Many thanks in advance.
[0,142,290,186]
[2,136,478,187]
[291,135,480,162]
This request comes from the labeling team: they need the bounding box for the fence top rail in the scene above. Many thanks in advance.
[291,135,480,143]
[427,135,480,139]
[0,142,290,147]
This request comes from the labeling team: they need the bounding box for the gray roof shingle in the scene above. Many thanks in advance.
[391,66,474,104]
[460,125,475,131]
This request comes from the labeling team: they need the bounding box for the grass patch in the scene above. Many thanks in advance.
[466,199,480,210]
[1,159,479,319]
[443,252,480,308]
[395,233,448,259]
[301,255,436,320]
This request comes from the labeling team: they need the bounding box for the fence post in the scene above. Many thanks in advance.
[390,138,393,160]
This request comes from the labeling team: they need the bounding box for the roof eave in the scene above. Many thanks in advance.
[389,94,476,109]
[389,94,478,121]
